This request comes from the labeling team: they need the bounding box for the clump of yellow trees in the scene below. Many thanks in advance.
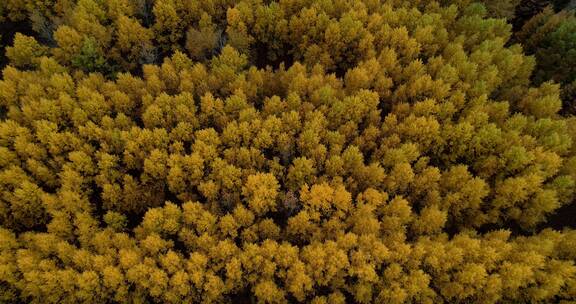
[1,0,576,303]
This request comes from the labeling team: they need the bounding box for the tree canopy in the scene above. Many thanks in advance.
[0,0,575,303]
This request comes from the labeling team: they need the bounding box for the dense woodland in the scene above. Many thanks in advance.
[0,0,575,303]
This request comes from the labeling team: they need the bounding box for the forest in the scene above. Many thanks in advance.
[0,0,575,303]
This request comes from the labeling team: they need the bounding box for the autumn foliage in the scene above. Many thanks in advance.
[0,0,576,303]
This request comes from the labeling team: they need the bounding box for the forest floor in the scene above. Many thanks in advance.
[546,200,576,230]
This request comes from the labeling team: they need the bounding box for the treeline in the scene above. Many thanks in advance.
[0,0,576,303]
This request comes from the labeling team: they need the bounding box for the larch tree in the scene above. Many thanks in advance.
[0,0,575,303]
